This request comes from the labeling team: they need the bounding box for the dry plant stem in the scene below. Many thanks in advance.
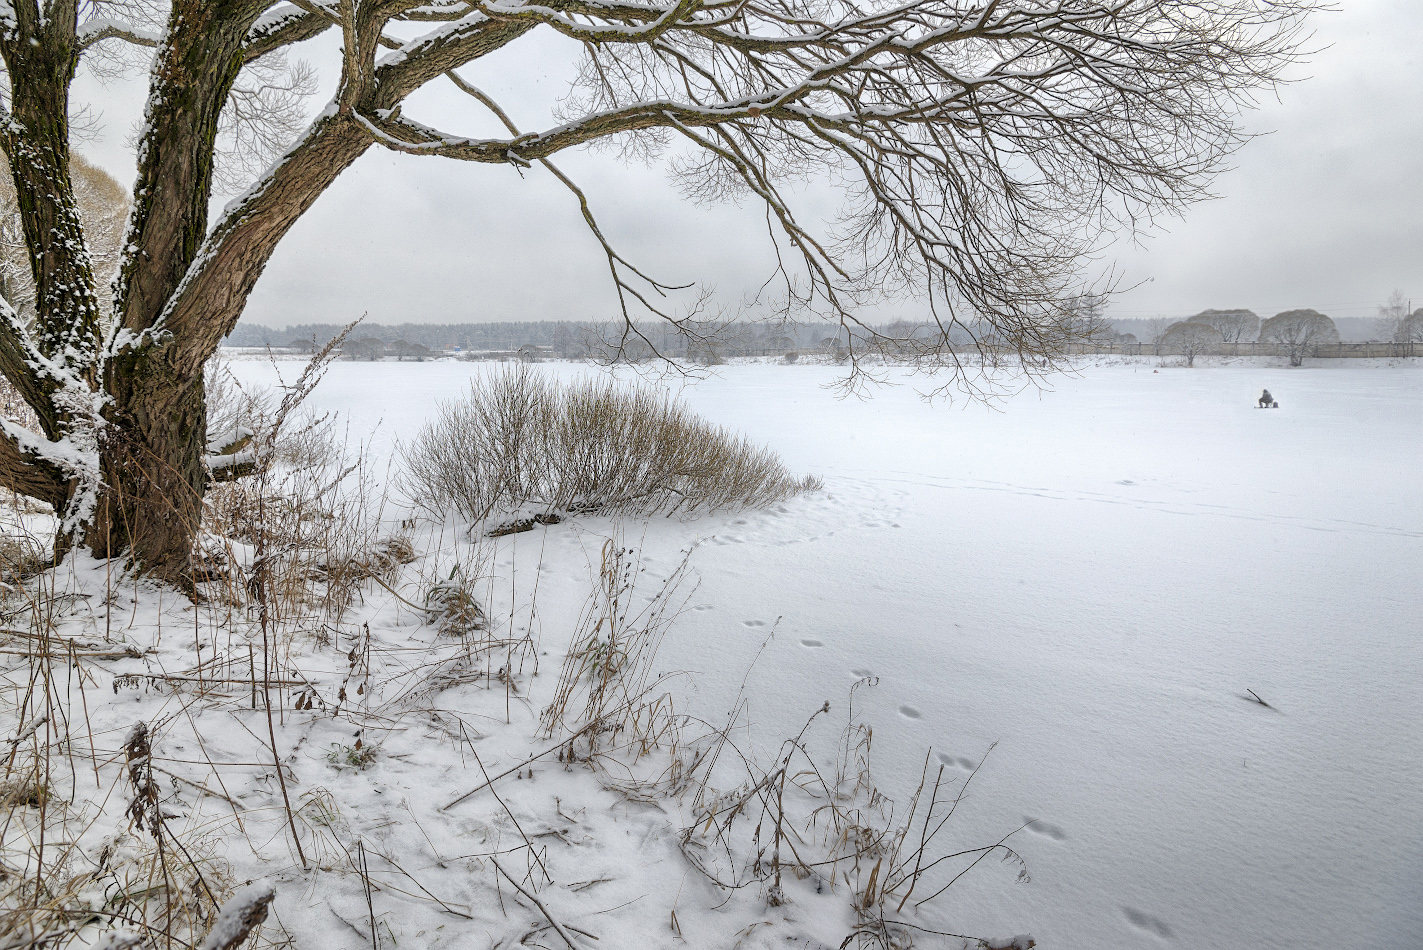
[357,840,378,950]
[246,329,356,871]
[440,721,596,811]
[257,499,305,870]
[491,857,580,950]
[469,746,550,885]
[894,757,944,912]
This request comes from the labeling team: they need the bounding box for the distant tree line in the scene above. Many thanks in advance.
[225,320,840,357]
[1111,306,1423,366]
[229,302,1422,368]
[1109,314,1406,346]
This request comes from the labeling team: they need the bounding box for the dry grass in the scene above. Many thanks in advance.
[401,366,819,524]
[201,356,405,623]
[540,537,692,762]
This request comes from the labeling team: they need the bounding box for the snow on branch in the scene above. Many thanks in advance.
[77,16,162,50]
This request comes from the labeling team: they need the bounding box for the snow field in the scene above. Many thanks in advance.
[2,355,1417,950]
[237,355,1419,950]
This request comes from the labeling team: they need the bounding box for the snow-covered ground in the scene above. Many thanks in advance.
[5,356,1419,950]
[218,354,1423,949]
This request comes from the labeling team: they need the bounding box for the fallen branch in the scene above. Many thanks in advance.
[492,857,581,950]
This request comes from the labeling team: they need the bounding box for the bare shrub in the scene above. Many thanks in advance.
[0,371,39,434]
[402,367,818,523]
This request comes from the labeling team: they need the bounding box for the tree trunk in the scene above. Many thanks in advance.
[87,351,208,582]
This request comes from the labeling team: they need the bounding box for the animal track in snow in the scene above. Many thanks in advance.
[742,620,767,627]
[936,754,977,771]
[800,638,823,648]
[692,604,715,612]
[1023,818,1067,841]
[898,705,922,719]
[1123,908,1173,939]
[850,668,874,678]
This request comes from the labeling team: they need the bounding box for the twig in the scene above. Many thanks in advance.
[358,840,379,950]
[491,857,581,950]
[441,721,595,811]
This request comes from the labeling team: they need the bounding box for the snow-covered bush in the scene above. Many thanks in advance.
[401,367,819,522]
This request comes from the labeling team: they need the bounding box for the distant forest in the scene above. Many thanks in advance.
[225,313,1387,353]
[224,320,836,351]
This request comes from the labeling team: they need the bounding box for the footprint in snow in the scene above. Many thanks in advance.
[800,639,823,648]
[1116,479,1136,486]
[898,705,922,719]
[1023,818,1068,841]
[935,752,977,771]
[692,604,715,612]
[742,620,767,627]
[934,753,978,771]
[1123,908,1173,939]
[933,756,979,773]
[850,668,874,678]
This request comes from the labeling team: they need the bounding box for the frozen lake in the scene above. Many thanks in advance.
[228,355,1423,949]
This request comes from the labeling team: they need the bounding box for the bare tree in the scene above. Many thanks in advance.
[1160,320,1222,367]
[1194,308,1260,343]
[1374,290,1410,343]
[1061,292,1112,345]
[1259,309,1339,366]
[1143,317,1173,356]
[1398,310,1423,355]
[0,0,1319,580]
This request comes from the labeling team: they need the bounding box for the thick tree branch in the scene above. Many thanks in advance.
[158,112,374,374]
[115,1,276,337]
[244,5,337,61]
[0,423,69,511]
[76,19,162,52]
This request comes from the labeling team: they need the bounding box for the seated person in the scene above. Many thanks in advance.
[1258,389,1274,408]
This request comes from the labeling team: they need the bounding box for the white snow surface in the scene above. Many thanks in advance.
[9,356,1419,950]
[227,356,1423,949]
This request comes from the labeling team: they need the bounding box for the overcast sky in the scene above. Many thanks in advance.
[70,0,1423,329]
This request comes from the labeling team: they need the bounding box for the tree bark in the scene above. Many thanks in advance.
[87,352,209,579]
